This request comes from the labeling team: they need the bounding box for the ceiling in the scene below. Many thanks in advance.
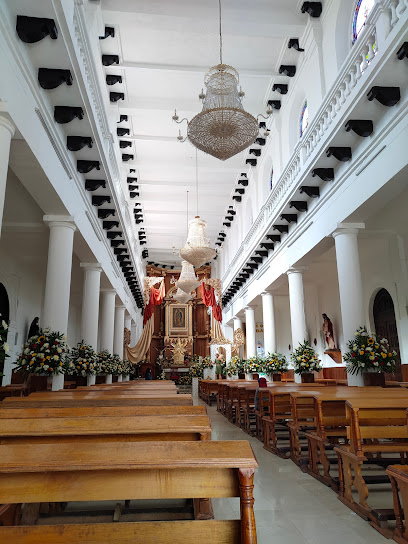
[100,0,306,265]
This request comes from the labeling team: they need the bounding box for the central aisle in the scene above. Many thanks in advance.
[201,400,386,544]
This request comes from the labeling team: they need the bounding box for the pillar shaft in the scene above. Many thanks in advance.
[100,290,116,353]
[245,306,256,358]
[333,227,365,386]
[287,269,308,349]
[261,292,276,354]
[42,216,76,333]
[113,305,126,358]
[0,117,15,239]
[80,263,102,350]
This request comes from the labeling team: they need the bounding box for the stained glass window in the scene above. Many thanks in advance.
[352,0,375,44]
[270,169,274,190]
[300,100,309,138]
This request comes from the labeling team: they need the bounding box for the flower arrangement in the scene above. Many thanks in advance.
[14,329,69,376]
[178,374,192,385]
[291,341,322,375]
[121,360,133,376]
[0,316,9,377]
[226,355,243,376]
[344,326,398,375]
[202,356,213,368]
[110,354,126,376]
[97,350,117,375]
[157,369,166,380]
[243,357,264,374]
[263,352,289,375]
[67,341,100,377]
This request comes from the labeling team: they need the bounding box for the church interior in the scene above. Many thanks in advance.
[0,0,408,542]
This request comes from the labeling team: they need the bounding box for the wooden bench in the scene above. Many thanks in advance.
[0,415,212,444]
[334,397,408,535]
[386,465,408,543]
[0,405,207,419]
[1,395,193,407]
[0,440,258,543]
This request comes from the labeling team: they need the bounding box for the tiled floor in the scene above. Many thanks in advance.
[204,401,387,544]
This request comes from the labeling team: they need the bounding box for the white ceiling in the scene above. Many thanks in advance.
[100,0,306,265]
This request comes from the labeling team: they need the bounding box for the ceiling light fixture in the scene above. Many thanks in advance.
[172,0,272,161]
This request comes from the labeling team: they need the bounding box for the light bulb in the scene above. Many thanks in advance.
[172,109,179,121]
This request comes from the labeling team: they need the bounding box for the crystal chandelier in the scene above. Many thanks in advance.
[180,217,216,268]
[172,0,271,161]
[172,288,194,304]
[177,260,200,294]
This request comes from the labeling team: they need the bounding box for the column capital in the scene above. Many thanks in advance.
[244,305,256,312]
[232,316,242,321]
[332,223,365,239]
[115,304,126,311]
[261,291,274,298]
[43,215,76,232]
[80,262,102,273]
[101,288,116,296]
[0,115,15,137]
[287,266,307,276]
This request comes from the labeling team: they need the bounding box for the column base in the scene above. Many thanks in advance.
[52,373,65,391]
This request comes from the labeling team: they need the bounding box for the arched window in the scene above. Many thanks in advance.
[300,100,309,138]
[270,168,274,190]
[352,0,375,44]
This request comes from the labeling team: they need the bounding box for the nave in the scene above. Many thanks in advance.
[207,401,386,544]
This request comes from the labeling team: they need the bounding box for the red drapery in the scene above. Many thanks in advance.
[143,280,165,325]
[200,282,222,322]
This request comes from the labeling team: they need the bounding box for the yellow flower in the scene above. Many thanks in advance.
[381,352,387,358]
[388,353,393,357]
[49,368,53,371]
[375,344,379,349]
[40,362,44,366]
[362,345,365,348]
[367,338,374,345]
[359,350,364,355]
[38,336,45,342]
[46,356,51,360]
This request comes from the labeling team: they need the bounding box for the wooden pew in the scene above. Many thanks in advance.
[1,395,193,407]
[0,405,207,419]
[386,465,408,543]
[334,397,408,535]
[0,440,258,544]
[0,415,212,444]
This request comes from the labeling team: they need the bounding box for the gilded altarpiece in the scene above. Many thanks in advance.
[146,264,211,365]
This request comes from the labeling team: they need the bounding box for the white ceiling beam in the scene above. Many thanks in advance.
[120,62,275,78]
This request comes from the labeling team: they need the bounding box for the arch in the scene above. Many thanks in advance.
[299,100,309,138]
[334,0,356,72]
[0,283,10,325]
[352,0,375,44]
[372,287,401,380]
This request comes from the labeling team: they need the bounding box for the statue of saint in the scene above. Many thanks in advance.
[322,314,336,350]
[170,338,189,366]
[27,317,40,341]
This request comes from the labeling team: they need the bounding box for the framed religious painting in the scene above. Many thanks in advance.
[167,303,191,337]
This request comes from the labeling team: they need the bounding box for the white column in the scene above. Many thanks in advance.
[42,216,76,391]
[261,292,276,355]
[0,116,15,239]
[100,290,116,353]
[80,263,102,349]
[130,321,137,347]
[124,314,132,334]
[333,226,365,386]
[43,216,76,333]
[287,268,308,383]
[244,306,256,358]
[113,305,126,358]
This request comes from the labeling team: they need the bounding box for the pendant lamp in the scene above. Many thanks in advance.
[177,260,200,294]
[172,288,193,304]
[180,217,216,268]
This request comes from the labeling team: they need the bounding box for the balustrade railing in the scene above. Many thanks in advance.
[222,0,407,306]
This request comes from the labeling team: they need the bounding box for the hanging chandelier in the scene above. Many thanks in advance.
[176,260,200,294]
[179,217,216,268]
[172,0,271,161]
[172,288,195,304]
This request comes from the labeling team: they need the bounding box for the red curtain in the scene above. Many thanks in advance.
[143,280,165,325]
[200,282,222,323]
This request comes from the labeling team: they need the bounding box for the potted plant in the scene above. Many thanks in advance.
[67,341,100,386]
[344,326,397,386]
[14,329,70,388]
[97,350,117,383]
[244,357,264,380]
[202,356,214,379]
[0,316,9,381]
[291,341,322,383]
[263,352,289,381]
[226,356,242,379]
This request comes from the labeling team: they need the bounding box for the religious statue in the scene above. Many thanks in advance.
[27,317,40,341]
[322,314,336,350]
[170,338,189,366]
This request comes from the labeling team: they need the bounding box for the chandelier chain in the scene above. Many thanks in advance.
[195,148,199,217]
[186,190,189,236]
[219,0,223,65]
